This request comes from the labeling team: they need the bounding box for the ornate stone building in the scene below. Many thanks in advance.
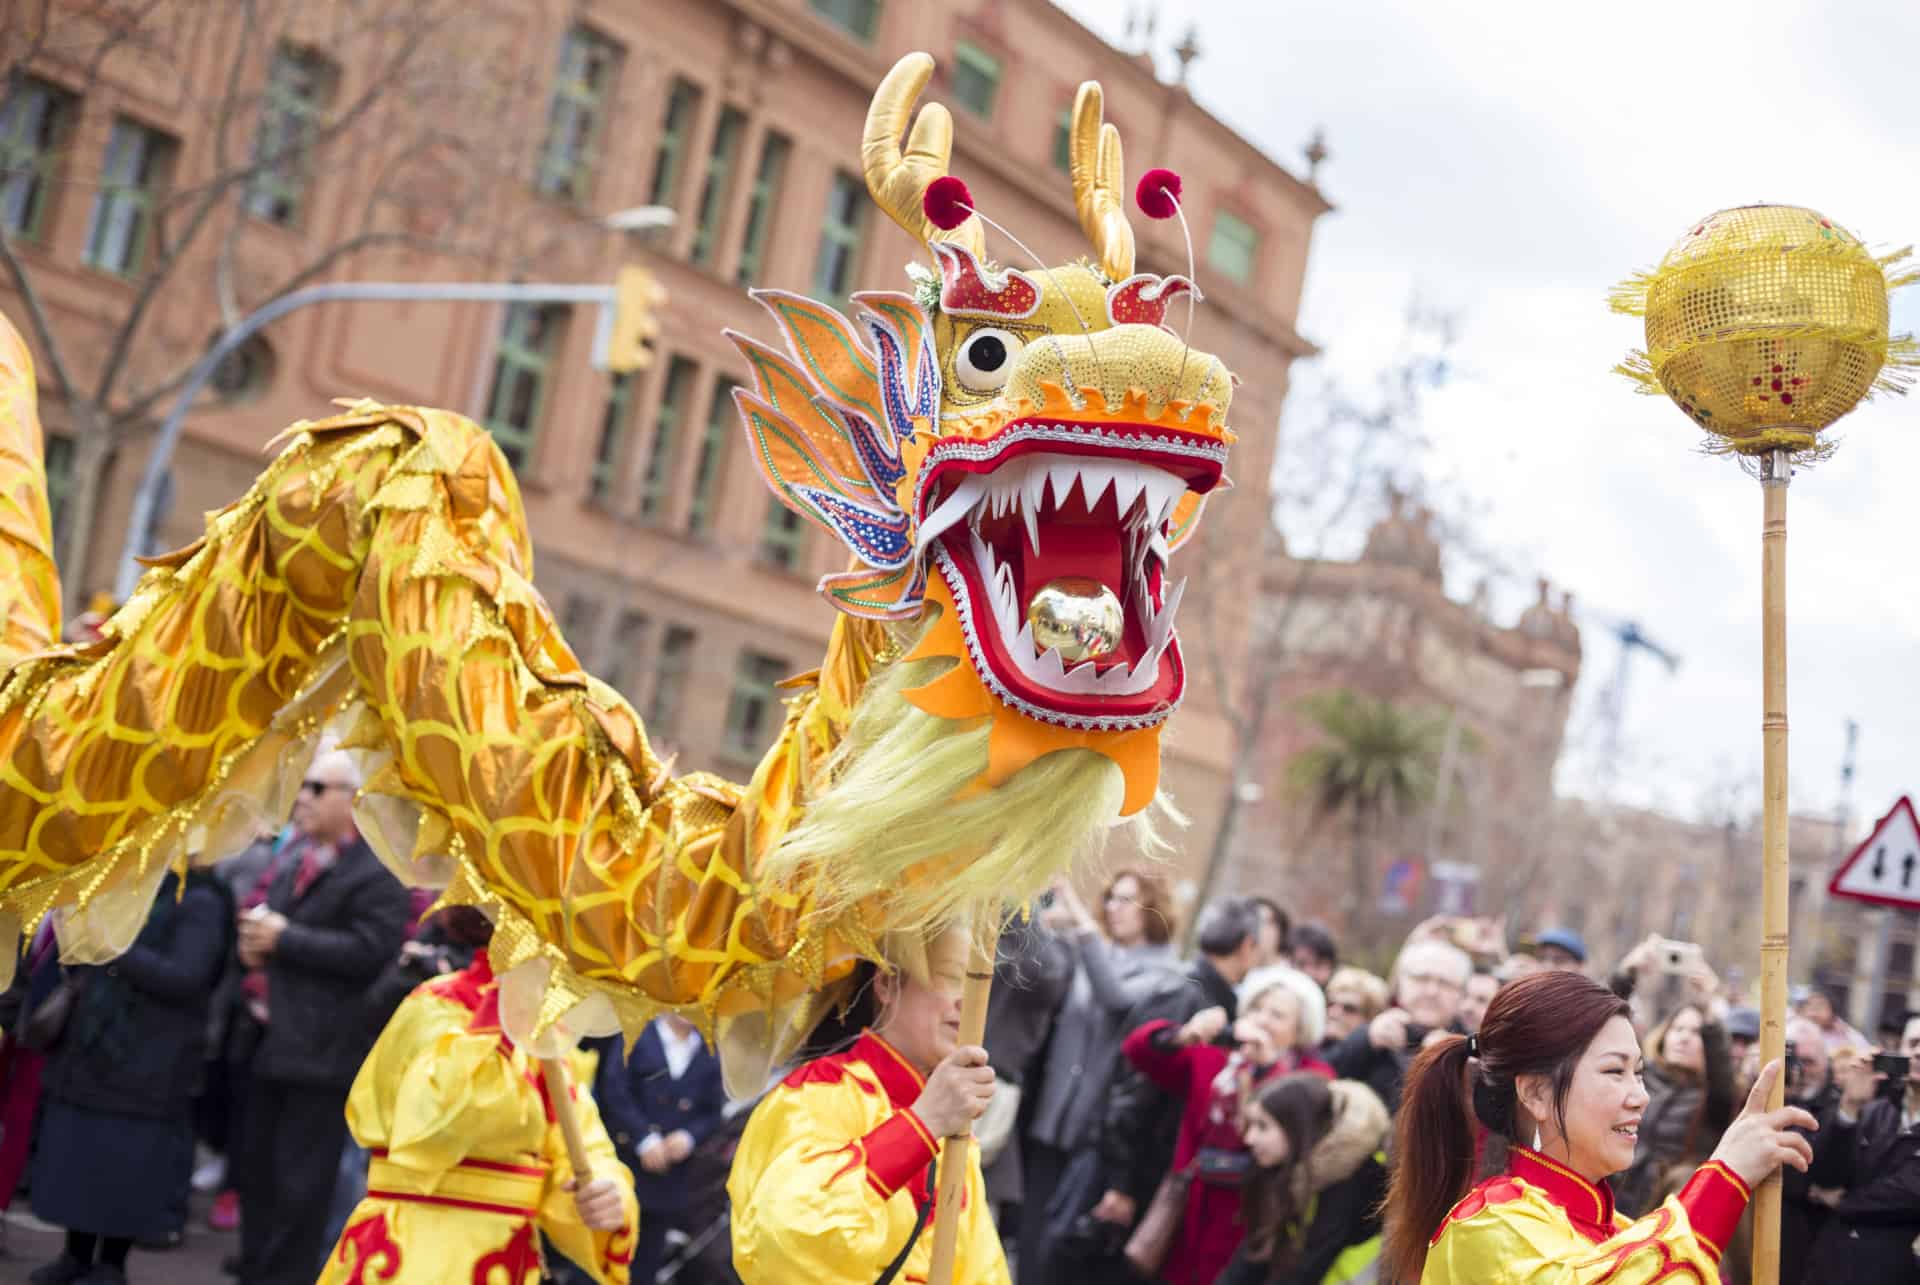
[1227,495,1583,949]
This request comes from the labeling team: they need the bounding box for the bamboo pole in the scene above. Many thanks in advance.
[541,1056,595,1181]
[1752,448,1791,1285]
[926,920,996,1285]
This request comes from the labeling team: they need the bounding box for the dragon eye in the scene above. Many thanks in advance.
[955,328,1024,393]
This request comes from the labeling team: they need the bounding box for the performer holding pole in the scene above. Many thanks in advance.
[1381,969,1818,1283]
[728,925,1007,1284]
[321,944,638,1285]
[1609,205,1917,1282]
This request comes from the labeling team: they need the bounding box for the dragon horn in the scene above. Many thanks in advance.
[861,52,986,258]
[1069,81,1136,281]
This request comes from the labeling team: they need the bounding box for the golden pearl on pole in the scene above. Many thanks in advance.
[1026,576,1124,662]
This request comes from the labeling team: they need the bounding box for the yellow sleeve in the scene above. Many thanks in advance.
[727,1078,939,1283]
[1424,1165,1750,1283]
[346,992,507,1174]
[537,1053,640,1285]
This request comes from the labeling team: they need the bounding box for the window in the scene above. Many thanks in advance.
[760,502,805,570]
[812,171,867,302]
[951,42,1001,118]
[723,651,790,757]
[1206,210,1260,285]
[686,376,735,535]
[638,356,695,521]
[810,0,880,41]
[602,609,648,706]
[689,107,745,267]
[0,77,75,239]
[83,119,176,276]
[647,624,695,737]
[1051,109,1071,174]
[481,303,567,472]
[561,594,603,668]
[591,372,634,503]
[646,78,702,209]
[734,131,790,285]
[535,25,622,202]
[42,432,72,542]
[245,46,335,225]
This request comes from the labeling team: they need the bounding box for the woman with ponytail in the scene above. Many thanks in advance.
[1382,969,1818,1283]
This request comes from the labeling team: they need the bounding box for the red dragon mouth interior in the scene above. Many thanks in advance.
[914,419,1227,727]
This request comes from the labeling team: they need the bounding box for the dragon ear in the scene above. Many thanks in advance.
[735,385,912,574]
[1165,491,1207,553]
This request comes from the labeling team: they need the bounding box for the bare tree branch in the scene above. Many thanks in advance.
[0,234,77,404]
[91,2,461,407]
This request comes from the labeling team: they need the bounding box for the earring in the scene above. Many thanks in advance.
[1533,1125,1543,1151]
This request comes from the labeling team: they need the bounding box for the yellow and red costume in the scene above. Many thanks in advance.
[728,1031,1009,1284]
[320,955,638,1285]
[1423,1146,1750,1283]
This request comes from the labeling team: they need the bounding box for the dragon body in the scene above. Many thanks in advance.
[0,54,1238,1076]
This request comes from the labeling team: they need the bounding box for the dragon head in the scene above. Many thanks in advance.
[729,53,1234,819]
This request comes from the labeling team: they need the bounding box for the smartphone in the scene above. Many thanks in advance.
[1873,1052,1910,1100]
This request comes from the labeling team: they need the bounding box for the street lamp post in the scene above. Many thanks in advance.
[111,208,673,601]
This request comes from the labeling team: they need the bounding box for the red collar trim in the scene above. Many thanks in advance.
[855,1031,927,1111]
[1510,1146,1613,1229]
[425,955,500,1032]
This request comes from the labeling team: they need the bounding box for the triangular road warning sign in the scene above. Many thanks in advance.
[1829,795,1920,910]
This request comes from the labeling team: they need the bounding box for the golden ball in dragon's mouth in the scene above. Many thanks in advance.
[1027,577,1124,663]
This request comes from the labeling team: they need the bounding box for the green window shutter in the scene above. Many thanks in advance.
[535,25,622,203]
[1206,211,1260,285]
[638,356,695,522]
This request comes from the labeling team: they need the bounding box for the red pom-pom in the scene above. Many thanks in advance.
[1136,168,1183,220]
[922,176,975,231]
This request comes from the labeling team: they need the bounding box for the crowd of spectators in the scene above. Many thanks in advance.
[3,803,1917,1284]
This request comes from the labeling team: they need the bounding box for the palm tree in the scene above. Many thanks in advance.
[1286,688,1459,939]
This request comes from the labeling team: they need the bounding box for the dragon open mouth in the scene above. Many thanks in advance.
[913,419,1227,727]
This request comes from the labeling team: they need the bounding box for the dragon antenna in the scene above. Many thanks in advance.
[1136,167,1198,389]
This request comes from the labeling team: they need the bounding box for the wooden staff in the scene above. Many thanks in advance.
[541,1056,594,1182]
[1752,448,1791,1284]
[926,919,996,1285]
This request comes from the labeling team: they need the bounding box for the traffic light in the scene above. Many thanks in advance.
[607,265,668,373]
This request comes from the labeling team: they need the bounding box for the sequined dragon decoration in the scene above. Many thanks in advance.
[0,53,1236,1078]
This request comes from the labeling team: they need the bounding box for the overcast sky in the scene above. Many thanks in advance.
[1058,0,1919,844]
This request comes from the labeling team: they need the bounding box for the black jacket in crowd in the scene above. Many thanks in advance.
[246,836,412,1089]
[592,1022,726,1216]
[41,871,233,1119]
[1324,1025,1410,1118]
[1098,955,1239,1207]
[1805,1091,1920,1284]
[1779,1079,1841,1285]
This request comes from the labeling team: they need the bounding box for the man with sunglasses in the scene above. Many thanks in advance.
[229,750,412,1285]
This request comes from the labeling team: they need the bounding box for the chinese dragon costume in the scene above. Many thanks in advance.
[0,53,1236,1085]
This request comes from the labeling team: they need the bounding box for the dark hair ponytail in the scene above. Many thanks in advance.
[1381,970,1631,1282]
[1382,1034,1477,1282]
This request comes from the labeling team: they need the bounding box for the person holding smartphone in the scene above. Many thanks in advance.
[1803,1014,1920,1283]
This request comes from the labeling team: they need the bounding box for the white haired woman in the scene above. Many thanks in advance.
[1119,965,1331,1285]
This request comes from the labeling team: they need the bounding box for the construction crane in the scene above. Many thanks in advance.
[1589,615,1683,790]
